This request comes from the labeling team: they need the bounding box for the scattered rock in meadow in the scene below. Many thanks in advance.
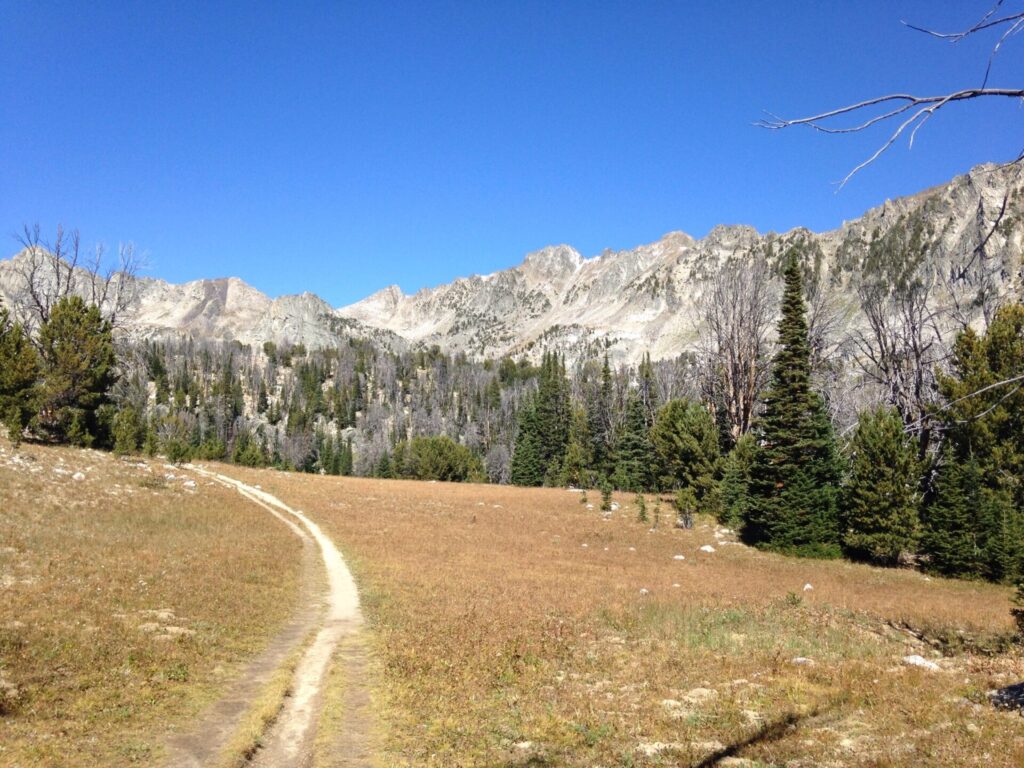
[138,622,161,633]
[639,588,650,596]
[903,654,941,672]
[803,583,814,591]
[791,657,814,666]
[72,472,86,481]
[699,544,715,553]
[673,554,686,560]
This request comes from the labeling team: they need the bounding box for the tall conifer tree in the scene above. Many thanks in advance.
[743,252,841,556]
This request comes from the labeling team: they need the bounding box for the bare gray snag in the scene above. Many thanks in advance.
[695,256,777,441]
[13,224,141,333]
[758,3,1024,188]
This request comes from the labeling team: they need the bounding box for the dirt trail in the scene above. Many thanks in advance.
[169,467,369,768]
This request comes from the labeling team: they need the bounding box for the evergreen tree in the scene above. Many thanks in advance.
[112,406,144,456]
[560,407,594,487]
[510,399,544,486]
[35,296,117,446]
[842,406,920,565]
[930,303,1024,582]
[376,450,394,478]
[511,351,571,486]
[650,398,720,501]
[921,459,985,578]
[720,433,755,528]
[339,438,354,476]
[744,252,841,557]
[0,307,40,446]
[587,354,615,477]
[613,391,654,492]
[637,352,660,427]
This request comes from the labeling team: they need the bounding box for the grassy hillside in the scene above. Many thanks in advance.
[229,468,1023,768]
[0,441,304,766]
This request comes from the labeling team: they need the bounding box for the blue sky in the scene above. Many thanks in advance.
[2,1,1021,306]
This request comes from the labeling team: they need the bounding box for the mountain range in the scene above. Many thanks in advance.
[2,162,1021,364]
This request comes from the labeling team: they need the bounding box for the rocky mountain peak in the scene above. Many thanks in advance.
[520,245,584,282]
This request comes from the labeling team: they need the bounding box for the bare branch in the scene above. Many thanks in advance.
[760,4,1024,187]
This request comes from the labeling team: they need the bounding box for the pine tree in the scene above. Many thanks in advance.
[510,399,544,486]
[744,252,841,557]
[650,398,720,501]
[511,352,571,486]
[0,307,40,446]
[587,354,615,477]
[560,407,594,487]
[36,296,117,446]
[842,406,920,565]
[931,303,1024,582]
[720,433,755,528]
[613,391,654,492]
[922,459,985,578]
[637,352,660,427]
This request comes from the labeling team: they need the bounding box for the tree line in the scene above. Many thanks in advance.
[1,226,1023,601]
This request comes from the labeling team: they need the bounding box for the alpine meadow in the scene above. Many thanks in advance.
[2,3,1024,767]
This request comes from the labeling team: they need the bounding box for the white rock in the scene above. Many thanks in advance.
[803,583,813,591]
[903,654,941,671]
[610,502,620,511]
[672,583,681,588]
[791,657,814,665]
[699,545,715,553]
[581,543,588,548]
[673,554,686,560]
[639,588,650,596]
[72,472,86,481]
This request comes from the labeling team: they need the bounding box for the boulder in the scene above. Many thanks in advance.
[990,682,1024,713]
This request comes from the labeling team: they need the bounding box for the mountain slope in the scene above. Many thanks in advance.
[337,163,1023,363]
[2,163,1021,363]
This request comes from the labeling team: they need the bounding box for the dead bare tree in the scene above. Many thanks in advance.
[850,268,948,458]
[758,3,1024,188]
[11,224,141,334]
[696,255,778,442]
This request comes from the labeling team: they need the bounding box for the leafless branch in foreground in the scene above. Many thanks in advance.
[757,4,1024,189]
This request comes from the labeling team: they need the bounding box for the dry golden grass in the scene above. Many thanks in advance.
[0,441,303,767]
[224,467,1024,768]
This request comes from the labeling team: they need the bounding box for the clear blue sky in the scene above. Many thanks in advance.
[2,1,1021,306]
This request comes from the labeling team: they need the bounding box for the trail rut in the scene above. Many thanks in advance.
[167,467,369,767]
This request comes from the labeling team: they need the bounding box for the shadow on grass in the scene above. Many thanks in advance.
[693,708,820,768]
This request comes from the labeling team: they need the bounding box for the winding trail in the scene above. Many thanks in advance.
[168,466,369,767]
